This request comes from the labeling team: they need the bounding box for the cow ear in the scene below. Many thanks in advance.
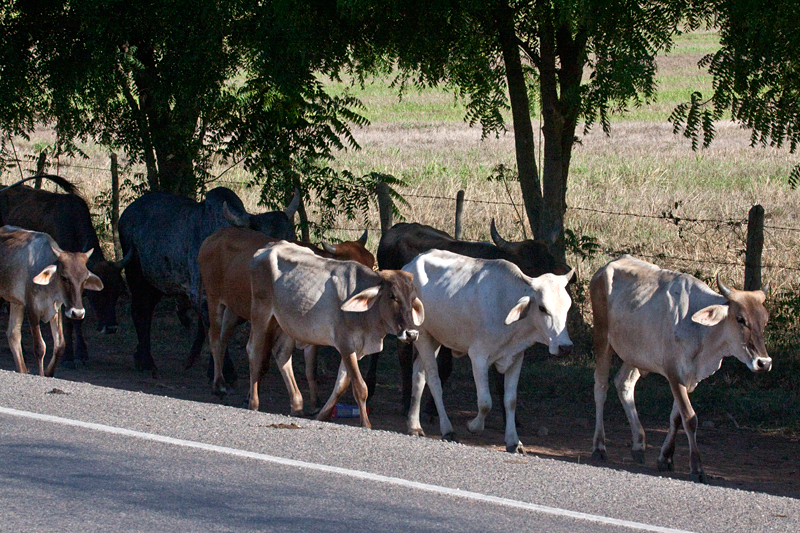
[223,201,249,228]
[33,265,58,285]
[412,297,424,326]
[341,285,381,312]
[504,296,531,325]
[692,304,729,326]
[84,273,104,292]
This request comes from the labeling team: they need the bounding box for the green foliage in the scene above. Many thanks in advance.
[564,228,600,261]
[670,0,800,186]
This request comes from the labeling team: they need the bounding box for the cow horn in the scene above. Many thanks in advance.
[761,282,770,298]
[358,229,368,244]
[321,241,337,255]
[716,273,732,299]
[490,219,511,250]
[223,201,249,228]
[114,247,135,269]
[284,189,300,220]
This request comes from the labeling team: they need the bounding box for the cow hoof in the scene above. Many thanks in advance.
[441,432,458,443]
[507,442,525,455]
[631,449,645,464]
[657,458,674,472]
[690,472,707,484]
[591,449,607,462]
[408,428,425,438]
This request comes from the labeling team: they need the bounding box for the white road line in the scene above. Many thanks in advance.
[1,406,693,533]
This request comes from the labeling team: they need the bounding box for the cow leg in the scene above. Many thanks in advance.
[304,345,319,410]
[407,352,427,437]
[341,351,371,429]
[44,312,65,377]
[467,353,491,434]
[422,346,453,419]
[398,341,415,416]
[127,263,162,376]
[668,381,704,482]
[317,360,351,421]
[501,352,525,454]
[614,362,646,463]
[272,332,304,417]
[62,315,75,364]
[592,324,613,461]
[414,335,453,441]
[6,303,27,374]
[27,314,46,377]
[72,317,88,363]
[364,350,379,402]
[209,305,240,396]
[246,315,278,412]
[658,400,682,473]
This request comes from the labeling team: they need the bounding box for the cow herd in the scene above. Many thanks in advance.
[0,176,774,484]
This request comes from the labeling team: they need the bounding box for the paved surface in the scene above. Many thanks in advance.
[0,370,797,532]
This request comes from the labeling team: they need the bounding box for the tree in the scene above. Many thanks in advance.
[0,0,366,203]
[343,0,706,259]
[670,0,800,186]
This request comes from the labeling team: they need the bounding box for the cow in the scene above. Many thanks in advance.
[0,175,130,365]
[371,220,572,414]
[403,249,574,452]
[590,255,772,482]
[198,227,375,414]
[118,187,299,377]
[0,226,104,376]
[247,241,424,428]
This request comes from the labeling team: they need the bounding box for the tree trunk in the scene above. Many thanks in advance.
[495,1,542,239]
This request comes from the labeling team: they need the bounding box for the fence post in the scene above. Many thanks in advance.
[110,153,122,260]
[34,152,46,189]
[454,190,465,240]
[744,204,764,291]
[377,181,393,235]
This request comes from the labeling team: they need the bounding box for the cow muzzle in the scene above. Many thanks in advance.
[397,329,419,343]
[65,308,86,320]
[751,356,772,373]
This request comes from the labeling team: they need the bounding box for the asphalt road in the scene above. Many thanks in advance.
[0,370,796,532]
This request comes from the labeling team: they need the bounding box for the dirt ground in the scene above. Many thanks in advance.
[3,297,799,500]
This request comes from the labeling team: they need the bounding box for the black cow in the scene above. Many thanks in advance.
[0,175,129,365]
[369,220,572,414]
[118,186,298,377]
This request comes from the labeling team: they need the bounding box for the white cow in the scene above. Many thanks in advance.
[590,255,771,482]
[402,249,574,453]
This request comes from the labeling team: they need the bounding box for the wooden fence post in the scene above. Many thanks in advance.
[34,152,46,189]
[377,181,393,235]
[110,153,122,260]
[744,204,764,291]
[454,190,465,240]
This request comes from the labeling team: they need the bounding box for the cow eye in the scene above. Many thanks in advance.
[737,316,747,326]
[388,291,397,301]
[538,305,547,314]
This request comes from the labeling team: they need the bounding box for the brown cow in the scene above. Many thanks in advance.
[247,241,423,428]
[198,227,375,414]
[0,226,103,376]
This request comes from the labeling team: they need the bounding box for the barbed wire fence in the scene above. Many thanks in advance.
[5,153,800,288]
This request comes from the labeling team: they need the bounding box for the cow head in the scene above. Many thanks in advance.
[321,230,376,269]
[691,275,771,373]
[84,249,132,333]
[33,248,104,320]
[490,219,573,278]
[224,190,299,241]
[340,269,424,342]
[505,269,575,355]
